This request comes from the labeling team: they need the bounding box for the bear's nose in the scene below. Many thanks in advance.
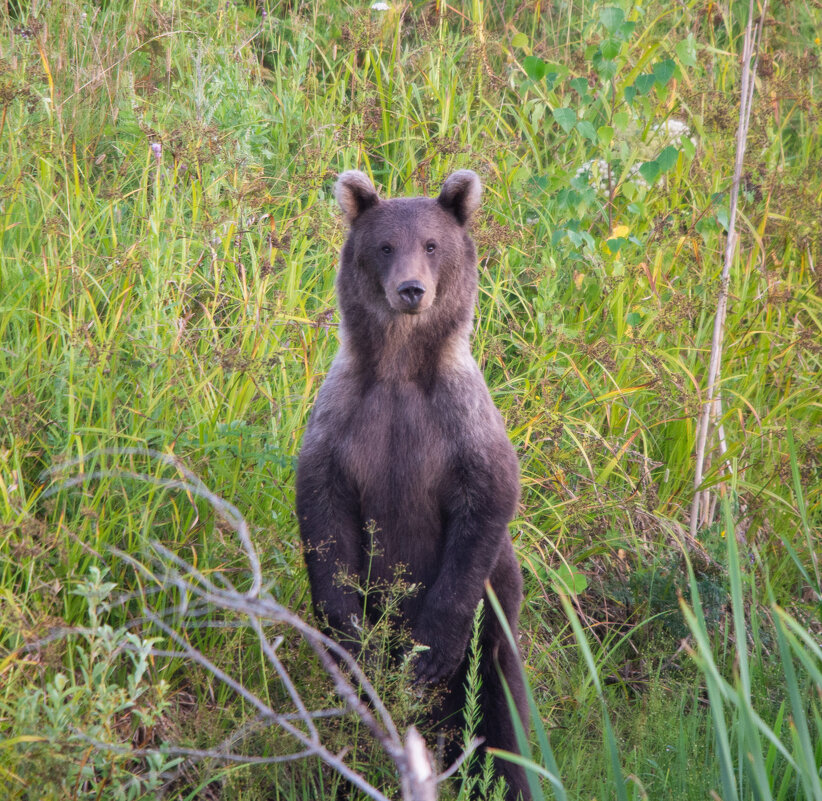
[397,280,426,309]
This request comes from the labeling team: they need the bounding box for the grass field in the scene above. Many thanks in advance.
[1,0,820,799]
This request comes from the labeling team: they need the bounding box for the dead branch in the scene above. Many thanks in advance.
[41,450,479,800]
[690,0,769,539]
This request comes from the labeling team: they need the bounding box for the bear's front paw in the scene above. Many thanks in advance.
[412,642,463,685]
[411,618,469,684]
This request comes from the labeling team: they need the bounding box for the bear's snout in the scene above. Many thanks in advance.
[397,280,426,310]
[385,260,435,313]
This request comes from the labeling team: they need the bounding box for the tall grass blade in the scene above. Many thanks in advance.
[680,558,740,801]
[486,583,566,801]
[556,590,629,801]
[773,612,822,801]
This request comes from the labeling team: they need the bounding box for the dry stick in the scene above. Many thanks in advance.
[48,452,451,800]
[401,727,437,801]
[139,561,444,799]
[690,0,768,540]
[73,732,318,766]
[116,541,402,749]
[145,612,395,801]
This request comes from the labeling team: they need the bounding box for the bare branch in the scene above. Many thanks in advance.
[73,732,317,765]
[40,449,492,800]
[691,0,769,538]
[437,737,484,782]
[248,619,319,743]
[401,727,437,801]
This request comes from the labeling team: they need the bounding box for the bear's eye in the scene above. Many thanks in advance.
[425,242,437,253]
[381,244,393,255]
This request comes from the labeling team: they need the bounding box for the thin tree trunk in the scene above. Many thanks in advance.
[690,0,768,539]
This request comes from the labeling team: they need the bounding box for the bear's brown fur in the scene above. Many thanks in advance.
[296,170,530,799]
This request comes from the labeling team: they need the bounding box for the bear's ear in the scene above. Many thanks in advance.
[335,170,379,225]
[437,170,482,226]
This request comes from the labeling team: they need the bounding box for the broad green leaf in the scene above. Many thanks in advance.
[523,55,548,80]
[653,59,676,86]
[601,38,620,60]
[543,61,569,82]
[552,107,577,133]
[551,564,588,595]
[599,6,625,34]
[657,144,679,172]
[675,34,698,67]
[511,32,529,49]
[619,21,637,38]
[597,125,614,146]
[570,76,589,96]
[634,73,656,94]
[576,120,598,141]
[613,111,630,130]
[716,207,730,231]
[592,52,617,79]
[639,160,660,184]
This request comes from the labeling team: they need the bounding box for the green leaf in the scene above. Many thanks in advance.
[597,125,614,146]
[552,107,577,133]
[695,216,719,239]
[653,59,676,86]
[675,34,697,68]
[639,160,660,184]
[592,51,617,79]
[626,311,643,326]
[543,61,569,82]
[576,120,597,141]
[555,188,578,210]
[570,76,589,96]
[522,55,548,80]
[599,6,625,34]
[511,32,529,49]
[613,110,630,130]
[623,84,636,104]
[600,38,620,60]
[551,564,588,595]
[681,136,696,159]
[716,207,730,231]
[619,21,637,39]
[656,144,679,172]
[634,73,656,94]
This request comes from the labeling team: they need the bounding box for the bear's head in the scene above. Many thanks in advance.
[333,171,481,326]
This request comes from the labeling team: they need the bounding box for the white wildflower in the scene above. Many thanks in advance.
[651,118,697,147]
[576,159,611,194]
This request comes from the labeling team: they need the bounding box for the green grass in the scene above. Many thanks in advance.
[1,0,820,798]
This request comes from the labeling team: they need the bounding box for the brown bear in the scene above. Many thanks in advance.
[296,169,530,800]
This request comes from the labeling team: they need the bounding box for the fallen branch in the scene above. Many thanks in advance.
[40,450,486,800]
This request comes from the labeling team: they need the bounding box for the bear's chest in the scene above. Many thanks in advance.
[336,381,451,586]
[338,382,449,507]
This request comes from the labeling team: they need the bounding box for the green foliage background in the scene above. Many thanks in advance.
[0,0,820,798]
